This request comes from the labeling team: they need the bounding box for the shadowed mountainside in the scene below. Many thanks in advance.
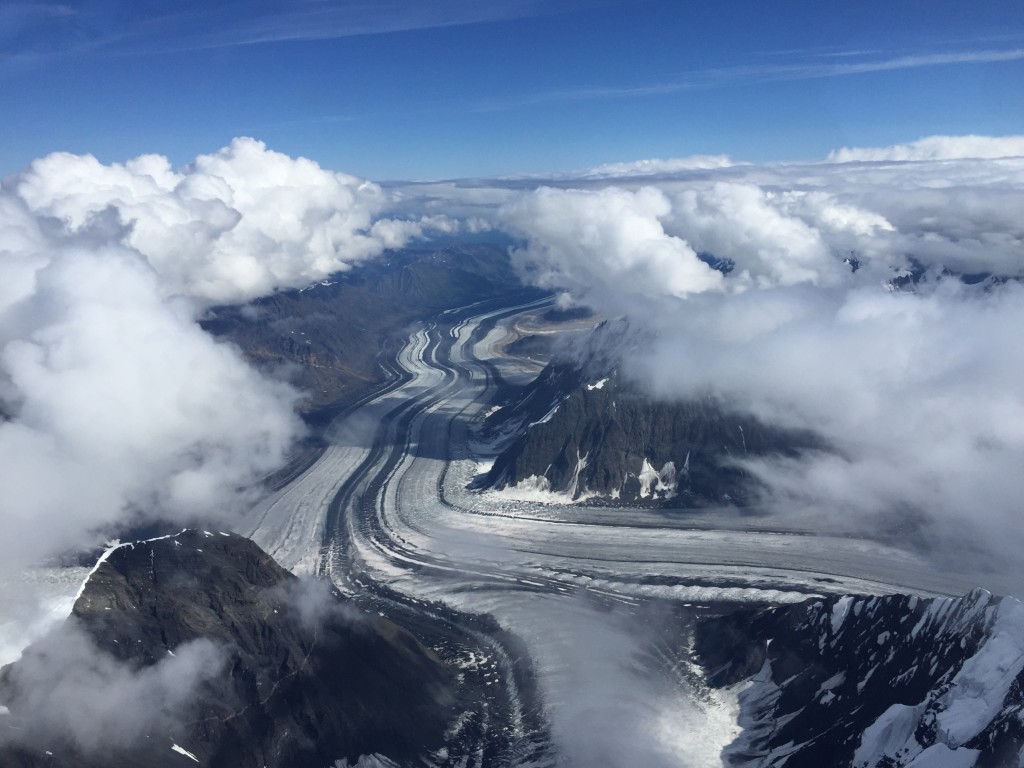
[474,322,822,507]
[202,243,531,415]
[0,531,468,768]
[696,590,1024,767]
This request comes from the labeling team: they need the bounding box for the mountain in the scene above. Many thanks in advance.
[0,531,495,768]
[473,323,820,506]
[695,589,1024,767]
[202,242,534,417]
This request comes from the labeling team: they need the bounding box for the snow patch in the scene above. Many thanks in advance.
[637,458,678,500]
[585,378,609,391]
[528,400,561,427]
[565,449,590,500]
[934,597,1024,746]
[71,530,193,607]
[722,658,783,763]
[491,450,595,504]
[171,743,200,762]
[853,701,927,767]
[816,671,846,696]
[831,595,855,636]
[904,743,979,768]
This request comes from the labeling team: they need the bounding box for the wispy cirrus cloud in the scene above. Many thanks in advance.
[1,0,603,61]
[477,46,1024,111]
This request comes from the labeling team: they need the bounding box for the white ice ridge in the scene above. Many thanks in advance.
[74,529,191,605]
[852,593,1024,767]
[934,598,1024,746]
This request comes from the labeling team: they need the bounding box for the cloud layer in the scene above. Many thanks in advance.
[485,135,1024,581]
[828,134,1024,163]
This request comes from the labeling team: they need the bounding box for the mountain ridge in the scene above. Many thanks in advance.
[696,589,1024,767]
[0,530,493,768]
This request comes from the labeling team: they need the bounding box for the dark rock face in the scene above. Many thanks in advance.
[476,362,820,506]
[696,590,1024,767]
[0,531,460,768]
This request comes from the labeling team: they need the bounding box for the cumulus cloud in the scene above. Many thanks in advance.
[0,138,451,582]
[0,244,304,568]
[481,136,1024,584]
[632,281,1024,555]
[499,186,723,308]
[428,133,1024,284]
[0,621,226,756]
[11,137,439,305]
[484,134,1024,302]
[497,181,893,314]
[666,183,859,288]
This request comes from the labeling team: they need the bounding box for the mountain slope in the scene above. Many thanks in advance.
[202,243,534,415]
[474,360,821,506]
[696,590,1024,767]
[0,531,470,768]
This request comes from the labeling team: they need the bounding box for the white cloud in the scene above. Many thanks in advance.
[571,155,734,180]
[475,136,1024,581]
[0,243,304,568]
[629,280,1024,565]
[495,181,896,310]
[0,138,451,580]
[437,133,1024,288]
[499,186,723,310]
[0,622,225,755]
[828,134,1024,163]
[11,137,444,306]
[477,50,1024,112]
[665,182,851,288]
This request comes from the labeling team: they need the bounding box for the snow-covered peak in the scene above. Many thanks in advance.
[699,590,1024,767]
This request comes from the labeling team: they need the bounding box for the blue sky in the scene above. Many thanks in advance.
[2,0,1023,180]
